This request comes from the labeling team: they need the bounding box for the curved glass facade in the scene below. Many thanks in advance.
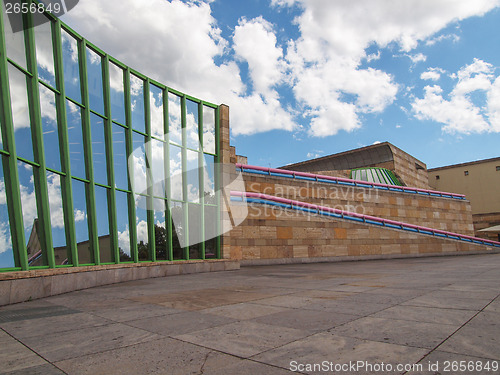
[0,1,220,271]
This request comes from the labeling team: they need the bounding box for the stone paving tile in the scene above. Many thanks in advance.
[303,299,393,316]
[408,350,500,375]
[20,323,161,362]
[252,332,428,375]
[251,308,359,333]
[202,359,294,375]
[202,302,288,320]
[371,305,477,326]
[401,295,492,311]
[329,316,458,349]
[0,330,48,373]
[484,299,500,313]
[0,312,112,340]
[421,289,500,301]
[127,310,235,336]
[54,337,238,375]
[0,363,66,375]
[90,302,183,323]
[251,295,320,309]
[175,320,311,358]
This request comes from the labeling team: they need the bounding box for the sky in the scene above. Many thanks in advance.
[58,0,500,169]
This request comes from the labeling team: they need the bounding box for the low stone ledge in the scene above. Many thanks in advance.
[0,259,240,306]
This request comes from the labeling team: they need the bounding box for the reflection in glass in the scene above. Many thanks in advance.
[150,84,164,139]
[204,205,217,259]
[18,162,46,266]
[72,178,92,264]
[8,65,34,161]
[62,29,81,103]
[153,198,168,260]
[86,48,104,114]
[188,203,202,259]
[131,132,146,194]
[203,106,216,154]
[2,7,26,69]
[204,154,216,205]
[170,144,182,201]
[150,139,165,198]
[94,186,112,263]
[109,62,126,125]
[0,161,15,268]
[112,124,128,190]
[170,201,184,260]
[46,171,69,265]
[186,100,199,150]
[39,84,61,171]
[34,17,56,87]
[168,94,182,145]
[116,190,131,261]
[135,194,149,261]
[186,150,199,203]
[130,75,145,133]
[66,100,86,178]
[91,113,107,185]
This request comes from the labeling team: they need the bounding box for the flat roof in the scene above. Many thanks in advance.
[428,156,500,172]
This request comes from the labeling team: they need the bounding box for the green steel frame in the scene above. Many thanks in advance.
[0,0,221,272]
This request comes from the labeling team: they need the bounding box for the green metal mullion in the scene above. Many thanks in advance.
[181,95,189,260]
[198,102,205,259]
[164,89,173,261]
[24,4,55,268]
[0,4,27,269]
[53,18,78,266]
[215,106,221,259]
[79,39,99,265]
[124,68,137,263]
[102,54,118,264]
[144,79,155,262]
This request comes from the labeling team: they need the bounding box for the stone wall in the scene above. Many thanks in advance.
[473,212,500,241]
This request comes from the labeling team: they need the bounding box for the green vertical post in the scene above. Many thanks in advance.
[124,68,137,263]
[24,4,55,268]
[198,102,205,259]
[215,106,221,259]
[164,89,173,261]
[102,54,118,263]
[0,4,28,269]
[144,78,155,262]
[79,39,99,265]
[53,19,78,267]
[181,95,188,260]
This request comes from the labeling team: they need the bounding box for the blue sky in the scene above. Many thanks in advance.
[61,0,500,169]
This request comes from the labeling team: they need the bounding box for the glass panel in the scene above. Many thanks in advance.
[34,16,56,87]
[112,124,128,190]
[8,65,33,161]
[186,150,199,203]
[86,48,104,115]
[135,194,149,261]
[46,171,69,265]
[188,203,201,259]
[39,84,61,171]
[61,29,81,103]
[203,106,216,154]
[203,154,216,205]
[168,93,182,145]
[91,113,107,185]
[150,84,164,139]
[2,6,26,69]
[150,139,165,198]
[169,144,182,201]
[109,62,126,125]
[131,132,146,194]
[0,160,15,268]
[72,178,92,264]
[130,75,145,133]
[116,190,131,262]
[204,205,217,259]
[66,100,86,178]
[18,162,46,266]
[186,99,199,150]
[94,186,112,263]
[170,201,184,260]
[153,198,168,261]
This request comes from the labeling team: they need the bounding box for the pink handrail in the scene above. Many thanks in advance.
[236,163,466,199]
[231,191,500,247]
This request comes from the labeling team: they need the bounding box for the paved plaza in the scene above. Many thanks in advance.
[0,253,499,374]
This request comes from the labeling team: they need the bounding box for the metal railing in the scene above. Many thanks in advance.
[230,191,500,248]
[236,164,466,200]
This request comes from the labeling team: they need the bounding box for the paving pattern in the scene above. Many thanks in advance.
[0,254,499,374]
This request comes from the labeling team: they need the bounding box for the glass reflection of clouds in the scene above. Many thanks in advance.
[112,124,128,190]
[150,84,164,139]
[109,62,126,125]
[203,154,216,205]
[39,84,61,171]
[203,106,216,154]
[135,194,149,261]
[66,100,86,179]
[61,29,81,103]
[2,7,26,69]
[150,139,165,198]
[71,179,91,264]
[91,113,108,185]
[34,17,56,88]
[153,198,168,261]
[0,162,14,268]
[46,171,68,265]
[115,190,131,261]
[130,75,145,133]
[131,132,147,194]
[94,186,112,263]
[186,150,200,203]
[87,48,105,115]
[168,94,182,145]
[186,100,199,150]
[169,144,183,201]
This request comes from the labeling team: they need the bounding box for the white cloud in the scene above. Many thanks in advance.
[412,59,500,134]
[426,33,460,46]
[407,53,427,65]
[421,67,445,81]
